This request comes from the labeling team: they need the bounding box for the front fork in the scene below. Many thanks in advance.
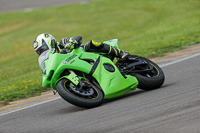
[57,70,91,92]
[69,70,92,91]
[69,70,81,83]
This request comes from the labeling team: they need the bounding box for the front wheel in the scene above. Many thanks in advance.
[129,55,165,91]
[57,79,104,108]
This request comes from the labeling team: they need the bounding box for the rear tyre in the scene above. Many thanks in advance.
[130,56,165,91]
[57,79,104,108]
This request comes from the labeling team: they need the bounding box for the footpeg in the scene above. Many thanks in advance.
[53,90,57,95]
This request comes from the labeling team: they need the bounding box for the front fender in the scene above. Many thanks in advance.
[56,73,79,88]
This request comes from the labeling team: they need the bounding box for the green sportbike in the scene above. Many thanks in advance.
[39,37,165,108]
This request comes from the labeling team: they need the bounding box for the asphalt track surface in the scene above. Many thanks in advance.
[0,53,200,133]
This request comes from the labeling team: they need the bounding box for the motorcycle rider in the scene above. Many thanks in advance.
[33,33,130,60]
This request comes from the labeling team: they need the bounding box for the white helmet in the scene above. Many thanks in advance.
[33,33,57,56]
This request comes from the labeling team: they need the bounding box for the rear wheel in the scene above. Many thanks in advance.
[57,78,104,108]
[129,56,165,90]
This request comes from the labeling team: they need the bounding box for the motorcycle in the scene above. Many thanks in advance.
[38,37,165,108]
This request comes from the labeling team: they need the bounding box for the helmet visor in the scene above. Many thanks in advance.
[36,45,49,56]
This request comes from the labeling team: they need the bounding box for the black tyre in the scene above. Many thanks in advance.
[57,79,104,108]
[129,56,165,91]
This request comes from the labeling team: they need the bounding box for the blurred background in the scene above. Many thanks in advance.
[0,0,90,12]
[0,0,199,104]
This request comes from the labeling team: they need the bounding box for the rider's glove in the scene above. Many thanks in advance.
[64,42,75,52]
[59,38,69,49]
[59,37,78,52]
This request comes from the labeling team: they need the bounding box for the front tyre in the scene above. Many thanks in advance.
[130,56,165,91]
[57,79,104,108]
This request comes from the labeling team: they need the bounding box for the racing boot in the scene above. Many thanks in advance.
[119,51,130,62]
[85,40,123,57]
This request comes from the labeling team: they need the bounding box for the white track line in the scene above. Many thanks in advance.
[159,53,200,68]
[1,53,200,117]
[0,97,61,117]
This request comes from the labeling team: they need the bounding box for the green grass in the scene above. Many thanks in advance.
[0,0,200,103]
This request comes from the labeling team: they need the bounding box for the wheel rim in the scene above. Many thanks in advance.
[64,80,100,100]
[132,61,160,78]
[145,63,159,78]
[69,83,94,96]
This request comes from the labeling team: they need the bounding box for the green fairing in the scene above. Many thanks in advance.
[92,56,138,99]
[40,39,138,99]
